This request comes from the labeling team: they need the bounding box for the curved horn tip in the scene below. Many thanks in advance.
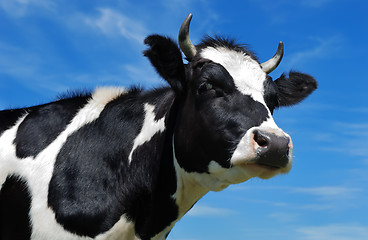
[261,41,284,74]
[178,13,197,59]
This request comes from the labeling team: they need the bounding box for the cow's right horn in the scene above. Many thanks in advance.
[260,41,284,74]
[178,13,197,60]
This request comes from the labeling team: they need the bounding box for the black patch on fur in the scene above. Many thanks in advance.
[275,71,317,106]
[0,108,26,135]
[263,76,280,114]
[13,96,90,159]
[0,176,32,240]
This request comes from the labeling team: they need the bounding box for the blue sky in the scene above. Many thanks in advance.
[1,0,367,239]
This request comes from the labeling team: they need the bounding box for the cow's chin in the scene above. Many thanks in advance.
[205,161,292,191]
[237,162,292,180]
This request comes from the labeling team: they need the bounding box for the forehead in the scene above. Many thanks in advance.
[199,46,267,103]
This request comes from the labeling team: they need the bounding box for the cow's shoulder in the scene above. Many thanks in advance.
[47,87,176,238]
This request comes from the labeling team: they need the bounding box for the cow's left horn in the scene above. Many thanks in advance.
[178,13,197,59]
[260,41,284,74]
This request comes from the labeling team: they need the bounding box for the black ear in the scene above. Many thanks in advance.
[144,35,186,94]
[275,71,318,106]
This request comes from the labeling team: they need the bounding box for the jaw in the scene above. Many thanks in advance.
[205,160,292,189]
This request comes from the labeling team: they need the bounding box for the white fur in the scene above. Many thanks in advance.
[0,87,142,240]
[128,103,166,163]
[200,47,267,104]
[92,87,126,105]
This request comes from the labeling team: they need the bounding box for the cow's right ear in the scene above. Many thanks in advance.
[144,35,186,94]
[274,71,318,106]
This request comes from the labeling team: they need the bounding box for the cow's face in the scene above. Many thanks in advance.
[143,16,317,190]
[174,44,292,189]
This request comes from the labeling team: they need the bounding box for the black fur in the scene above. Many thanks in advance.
[144,35,186,94]
[263,76,280,114]
[14,96,90,159]
[275,71,317,106]
[0,109,26,136]
[0,176,32,240]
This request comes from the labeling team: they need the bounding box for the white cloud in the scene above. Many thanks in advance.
[292,186,362,198]
[269,211,299,223]
[297,224,368,240]
[186,204,235,217]
[84,8,147,44]
[316,121,368,158]
[0,0,55,17]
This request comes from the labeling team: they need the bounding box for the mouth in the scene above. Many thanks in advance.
[256,162,282,170]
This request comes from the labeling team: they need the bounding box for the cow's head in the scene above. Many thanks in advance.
[144,14,317,191]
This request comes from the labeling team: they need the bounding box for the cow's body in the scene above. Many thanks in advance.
[0,14,317,240]
[0,87,184,239]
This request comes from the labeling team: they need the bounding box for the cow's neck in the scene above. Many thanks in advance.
[147,136,210,240]
[171,140,209,217]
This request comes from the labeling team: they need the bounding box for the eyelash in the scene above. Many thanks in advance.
[198,82,214,93]
[198,82,225,98]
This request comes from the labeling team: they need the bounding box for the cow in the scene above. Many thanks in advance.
[0,14,317,240]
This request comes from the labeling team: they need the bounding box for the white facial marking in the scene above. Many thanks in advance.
[200,47,267,104]
[128,103,166,163]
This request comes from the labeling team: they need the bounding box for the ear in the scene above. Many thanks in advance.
[274,71,318,106]
[144,35,186,94]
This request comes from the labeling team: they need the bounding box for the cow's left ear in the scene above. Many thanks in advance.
[274,71,318,106]
[144,35,186,94]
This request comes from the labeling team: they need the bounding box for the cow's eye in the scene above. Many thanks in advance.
[198,82,213,94]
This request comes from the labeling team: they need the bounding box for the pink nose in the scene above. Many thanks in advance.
[253,129,291,168]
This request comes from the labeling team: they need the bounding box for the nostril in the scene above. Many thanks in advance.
[253,130,269,148]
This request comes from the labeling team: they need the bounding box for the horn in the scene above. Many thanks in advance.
[178,13,197,59]
[260,41,284,74]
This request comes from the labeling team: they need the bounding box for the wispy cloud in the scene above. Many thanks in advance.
[0,0,55,17]
[291,186,362,199]
[84,8,147,44]
[297,223,368,240]
[317,121,368,157]
[187,204,235,217]
[268,211,299,223]
[286,35,345,68]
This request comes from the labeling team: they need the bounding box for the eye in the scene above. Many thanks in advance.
[198,82,213,94]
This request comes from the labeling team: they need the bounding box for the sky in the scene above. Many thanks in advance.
[0,0,367,239]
